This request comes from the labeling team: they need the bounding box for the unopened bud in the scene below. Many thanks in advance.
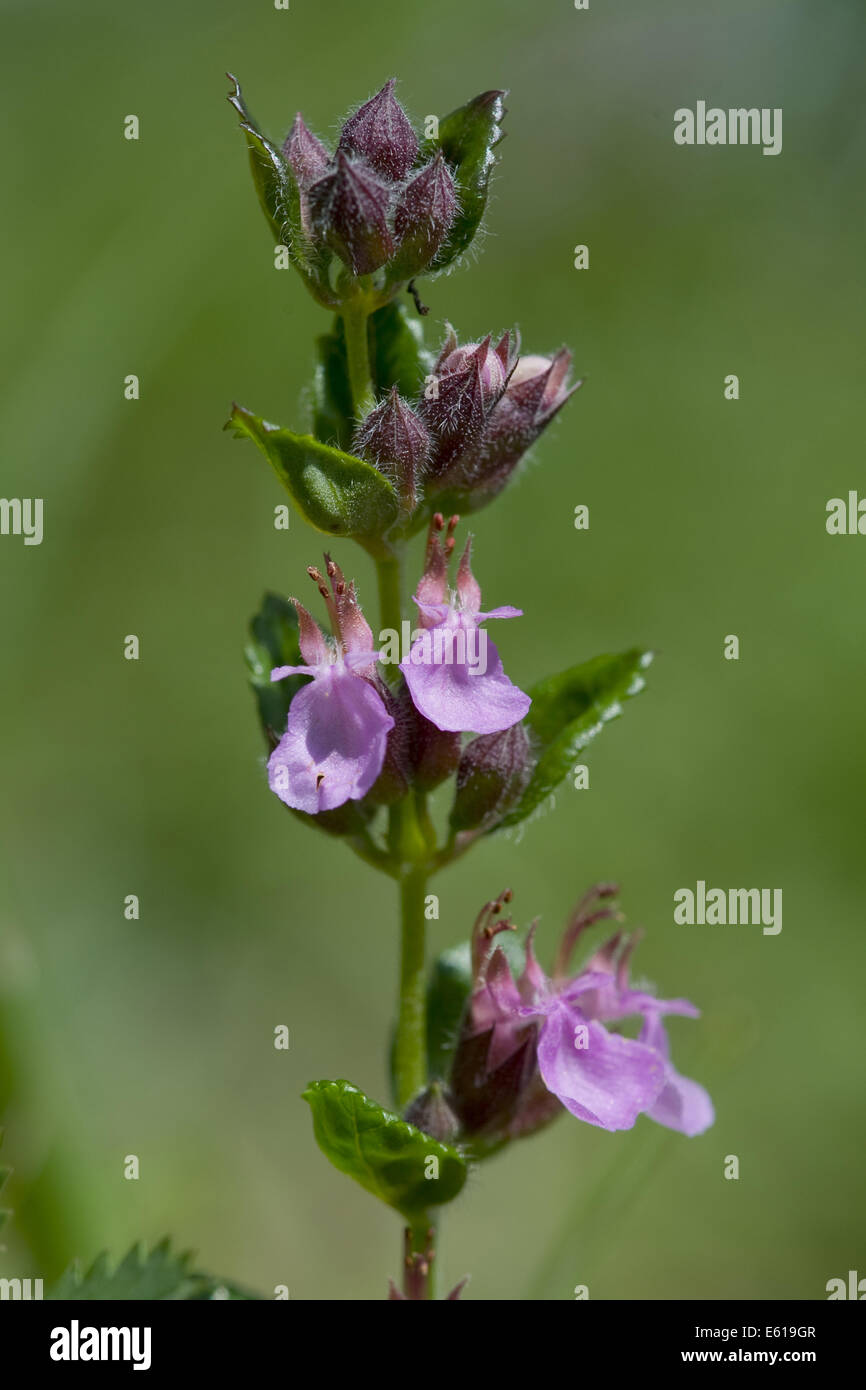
[421,334,510,478]
[283,113,330,191]
[404,1082,460,1143]
[308,151,394,276]
[439,335,507,405]
[450,722,532,832]
[352,386,430,512]
[475,349,581,499]
[338,78,418,181]
[390,153,457,279]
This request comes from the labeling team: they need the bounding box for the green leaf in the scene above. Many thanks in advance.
[227,74,335,305]
[312,320,356,450]
[227,404,399,548]
[313,303,430,450]
[422,90,507,273]
[303,1079,467,1218]
[426,944,472,1081]
[368,301,432,399]
[497,650,654,830]
[49,1240,261,1300]
[227,75,299,252]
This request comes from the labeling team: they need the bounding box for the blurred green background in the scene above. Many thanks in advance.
[2,0,864,1300]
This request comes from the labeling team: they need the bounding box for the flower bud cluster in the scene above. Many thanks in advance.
[288,81,457,280]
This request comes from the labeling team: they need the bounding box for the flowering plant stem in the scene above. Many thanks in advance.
[223,74,714,1302]
[343,292,435,1291]
[341,294,377,419]
[395,863,429,1106]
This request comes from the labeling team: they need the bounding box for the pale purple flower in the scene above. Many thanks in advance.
[268,558,393,814]
[575,917,715,1137]
[637,1007,716,1137]
[489,940,666,1133]
[400,525,531,735]
[449,886,714,1141]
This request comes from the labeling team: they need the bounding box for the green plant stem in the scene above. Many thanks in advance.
[404,1219,437,1300]
[341,299,375,418]
[394,862,428,1109]
[374,543,436,1289]
[376,550,404,645]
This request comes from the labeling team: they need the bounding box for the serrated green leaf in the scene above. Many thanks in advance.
[49,1239,262,1301]
[313,303,430,450]
[421,90,507,273]
[227,404,399,549]
[50,1240,195,1301]
[303,1079,467,1218]
[497,650,654,830]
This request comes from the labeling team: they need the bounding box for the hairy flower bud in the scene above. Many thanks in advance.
[283,113,330,191]
[307,151,394,276]
[438,334,508,404]
[419,342,487,474]
[450,722,532,832]
[338,78,418,181]
[421,332,515,478]
[404,1081,460,1143]
[352,386,430,512]
[390,153,458,280]
[473,350,581,500]
[422,344,580,511]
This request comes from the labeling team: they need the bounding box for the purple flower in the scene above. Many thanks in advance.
[497,947,665,1134]
[267,558,394,814]
[571,913,715,1137]
[449,886,714,1141]
[400,519,531,736]
[637,1008,716,1138]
